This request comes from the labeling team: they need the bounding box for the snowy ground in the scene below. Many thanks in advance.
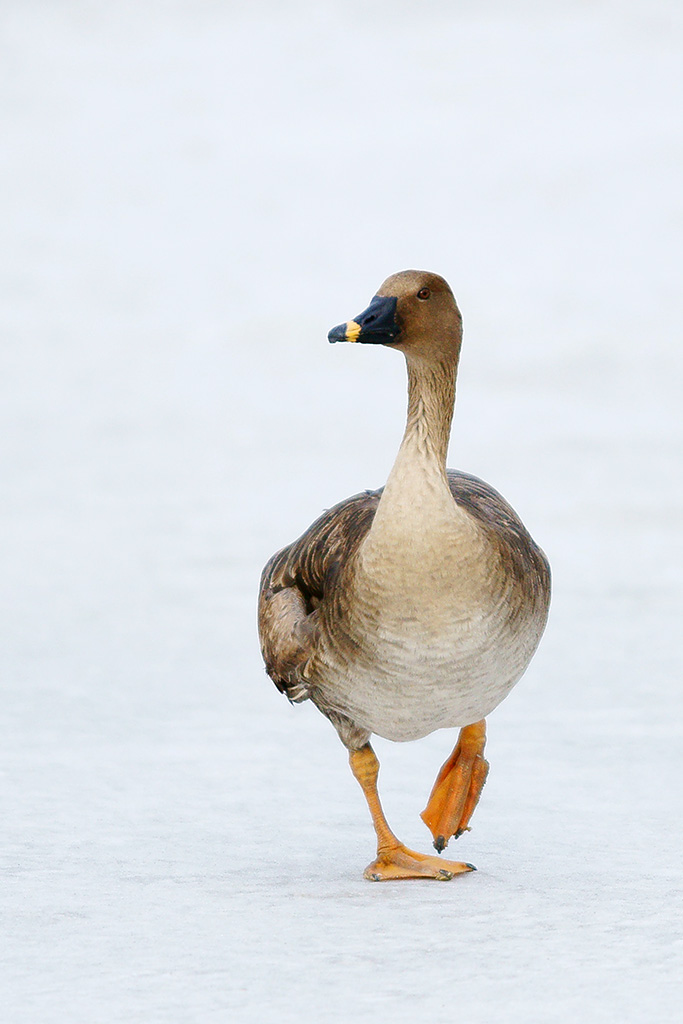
[2,2,682,1021]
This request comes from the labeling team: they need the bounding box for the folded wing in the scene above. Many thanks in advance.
[258,489,381,702]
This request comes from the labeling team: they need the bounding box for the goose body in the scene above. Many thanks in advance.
[258,270,550,880]
[283,471,548,746]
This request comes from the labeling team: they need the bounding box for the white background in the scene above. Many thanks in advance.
[1,2,682,1021]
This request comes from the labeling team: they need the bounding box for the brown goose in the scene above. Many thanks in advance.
[258,270,550,881]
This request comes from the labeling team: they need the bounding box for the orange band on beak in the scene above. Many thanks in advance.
[345,320,362,343]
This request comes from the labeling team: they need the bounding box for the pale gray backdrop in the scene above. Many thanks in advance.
[1,2,682,1021]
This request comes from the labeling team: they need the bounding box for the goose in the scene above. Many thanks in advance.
[258,270,550,881]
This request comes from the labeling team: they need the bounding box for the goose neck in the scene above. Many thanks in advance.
[399,354,456,472]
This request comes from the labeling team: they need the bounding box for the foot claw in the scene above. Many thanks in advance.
[434,834,446,853]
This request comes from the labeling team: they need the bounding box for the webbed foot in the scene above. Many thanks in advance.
[364,843,476,882]
[421,721,489,852]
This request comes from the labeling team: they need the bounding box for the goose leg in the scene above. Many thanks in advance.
[420,720,489,853]
[349,744,476,881]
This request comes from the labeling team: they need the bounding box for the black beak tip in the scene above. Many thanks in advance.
[328,323,347,344]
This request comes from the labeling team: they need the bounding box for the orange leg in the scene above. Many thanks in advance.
[349,744,476,882]
[420,720,489,853]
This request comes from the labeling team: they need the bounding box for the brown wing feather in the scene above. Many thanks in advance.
[447,470,551,610]
[258,489,381,702]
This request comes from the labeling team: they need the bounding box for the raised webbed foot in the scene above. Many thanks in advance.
[421,721,489,852]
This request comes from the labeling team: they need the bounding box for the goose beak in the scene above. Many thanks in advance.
[328,295,400,345]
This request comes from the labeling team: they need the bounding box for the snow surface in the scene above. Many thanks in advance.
[1,1,682,1021]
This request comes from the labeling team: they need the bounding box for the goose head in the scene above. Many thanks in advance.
[328,270,463,364]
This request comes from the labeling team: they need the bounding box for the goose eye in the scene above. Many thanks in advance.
[417,287,431,300]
